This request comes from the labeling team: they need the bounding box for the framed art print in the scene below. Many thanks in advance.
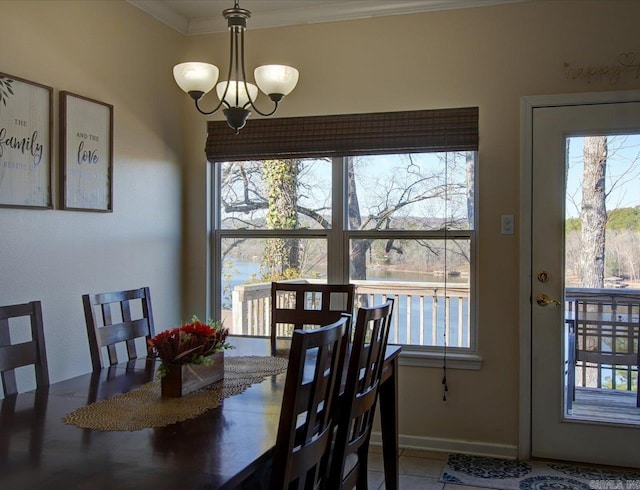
[0,72,53,209]
[60,91,113,212]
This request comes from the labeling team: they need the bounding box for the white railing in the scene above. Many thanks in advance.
[564,287,640,394]
[227,279,470,347]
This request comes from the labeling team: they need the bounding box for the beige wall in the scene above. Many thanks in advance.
[180,0,640,452]
[3,0,638,454]
[0,1,185,382]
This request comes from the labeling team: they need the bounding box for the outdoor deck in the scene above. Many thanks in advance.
[569,387,640,425]
[224,281,639,417]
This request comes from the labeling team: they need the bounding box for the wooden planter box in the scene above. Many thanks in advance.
[161,351,224,397]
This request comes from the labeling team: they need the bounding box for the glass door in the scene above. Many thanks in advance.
[530,99,640,467]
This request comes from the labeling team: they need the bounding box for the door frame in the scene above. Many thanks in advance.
[518,89,640,460]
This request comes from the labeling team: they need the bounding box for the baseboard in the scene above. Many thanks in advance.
[369,431,519,460]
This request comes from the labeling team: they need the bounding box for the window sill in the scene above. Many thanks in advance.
[397,347,482,370]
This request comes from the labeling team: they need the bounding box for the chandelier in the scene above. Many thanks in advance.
[172,0,299,134]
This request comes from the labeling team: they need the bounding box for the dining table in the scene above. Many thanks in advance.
[0,335,401,489]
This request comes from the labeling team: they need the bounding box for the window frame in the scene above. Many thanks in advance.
[207,109,480,364]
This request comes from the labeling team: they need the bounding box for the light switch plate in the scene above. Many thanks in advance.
[501,215,514,235]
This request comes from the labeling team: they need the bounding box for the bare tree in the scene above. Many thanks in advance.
[579,136,607,287]
[466,151,475,228]
[261,159,300,279]
[346,159,367,279]
[221,153,470,281]
[565,135,640,287]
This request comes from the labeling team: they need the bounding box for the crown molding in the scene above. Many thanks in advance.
[128,0,527,36]
[128,0,190,34]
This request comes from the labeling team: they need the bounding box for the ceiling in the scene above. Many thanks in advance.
[127,0,527,36]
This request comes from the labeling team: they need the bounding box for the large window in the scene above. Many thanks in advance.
[207,109,477,352]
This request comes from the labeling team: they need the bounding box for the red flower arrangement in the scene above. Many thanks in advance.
[148,316,231,377]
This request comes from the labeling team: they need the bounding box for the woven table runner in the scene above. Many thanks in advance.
[62,355,288,432]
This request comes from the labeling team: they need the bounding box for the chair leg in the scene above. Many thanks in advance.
[357,449,369,490]
[566,322,576,412]
[566,365,575,411]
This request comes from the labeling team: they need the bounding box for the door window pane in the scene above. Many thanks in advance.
[564,133,640,424]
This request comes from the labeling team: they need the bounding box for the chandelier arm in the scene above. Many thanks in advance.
[239,25,252,110]
[216,24,239,110]
[194,97,226,116]
[247,99,279,117]
[233,25,241,107]
[238,25,259,113]
[237,27,280,117]
[191,22,241,116]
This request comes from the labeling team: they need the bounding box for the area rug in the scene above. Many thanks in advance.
[440,453,640,490]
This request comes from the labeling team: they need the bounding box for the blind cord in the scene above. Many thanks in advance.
[442,152,449,402]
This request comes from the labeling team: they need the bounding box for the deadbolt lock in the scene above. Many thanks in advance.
[537,270,550,283]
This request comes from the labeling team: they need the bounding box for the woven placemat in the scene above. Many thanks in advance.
[62,355,288,432]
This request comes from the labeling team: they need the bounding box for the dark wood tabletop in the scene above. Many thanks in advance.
[0,336,401,490]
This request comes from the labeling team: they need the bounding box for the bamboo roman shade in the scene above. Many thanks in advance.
[205,107,478,162]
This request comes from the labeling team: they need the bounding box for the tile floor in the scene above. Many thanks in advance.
[367,447,498,490]
[368,446,640,489]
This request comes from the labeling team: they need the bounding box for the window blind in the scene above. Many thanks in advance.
[205,107,478,162]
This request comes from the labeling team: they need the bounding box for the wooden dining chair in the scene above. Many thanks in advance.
[269,314,350,490]
[0,301,49,396]
[270,281,355,354]
[82,287,156,371]
[328,298,394,490]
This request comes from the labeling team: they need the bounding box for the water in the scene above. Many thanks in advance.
[222,259,468,289]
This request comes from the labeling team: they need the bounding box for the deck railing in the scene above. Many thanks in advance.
[225,284,638,394]
[565,287,640,395]
[228,279,471,348]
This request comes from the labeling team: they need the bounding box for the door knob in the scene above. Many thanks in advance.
[536,293,561,307]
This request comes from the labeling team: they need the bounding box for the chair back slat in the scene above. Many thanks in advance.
[0,341,38,371]
[93,288,148,304]
[270,314,349,490]
[0,319,18,395]
[96,318,152,346]
[271,282,354,354]
[329,298,394,489]
[0,301,49,397]
[83,287,156,370]
[101,303,113,326]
